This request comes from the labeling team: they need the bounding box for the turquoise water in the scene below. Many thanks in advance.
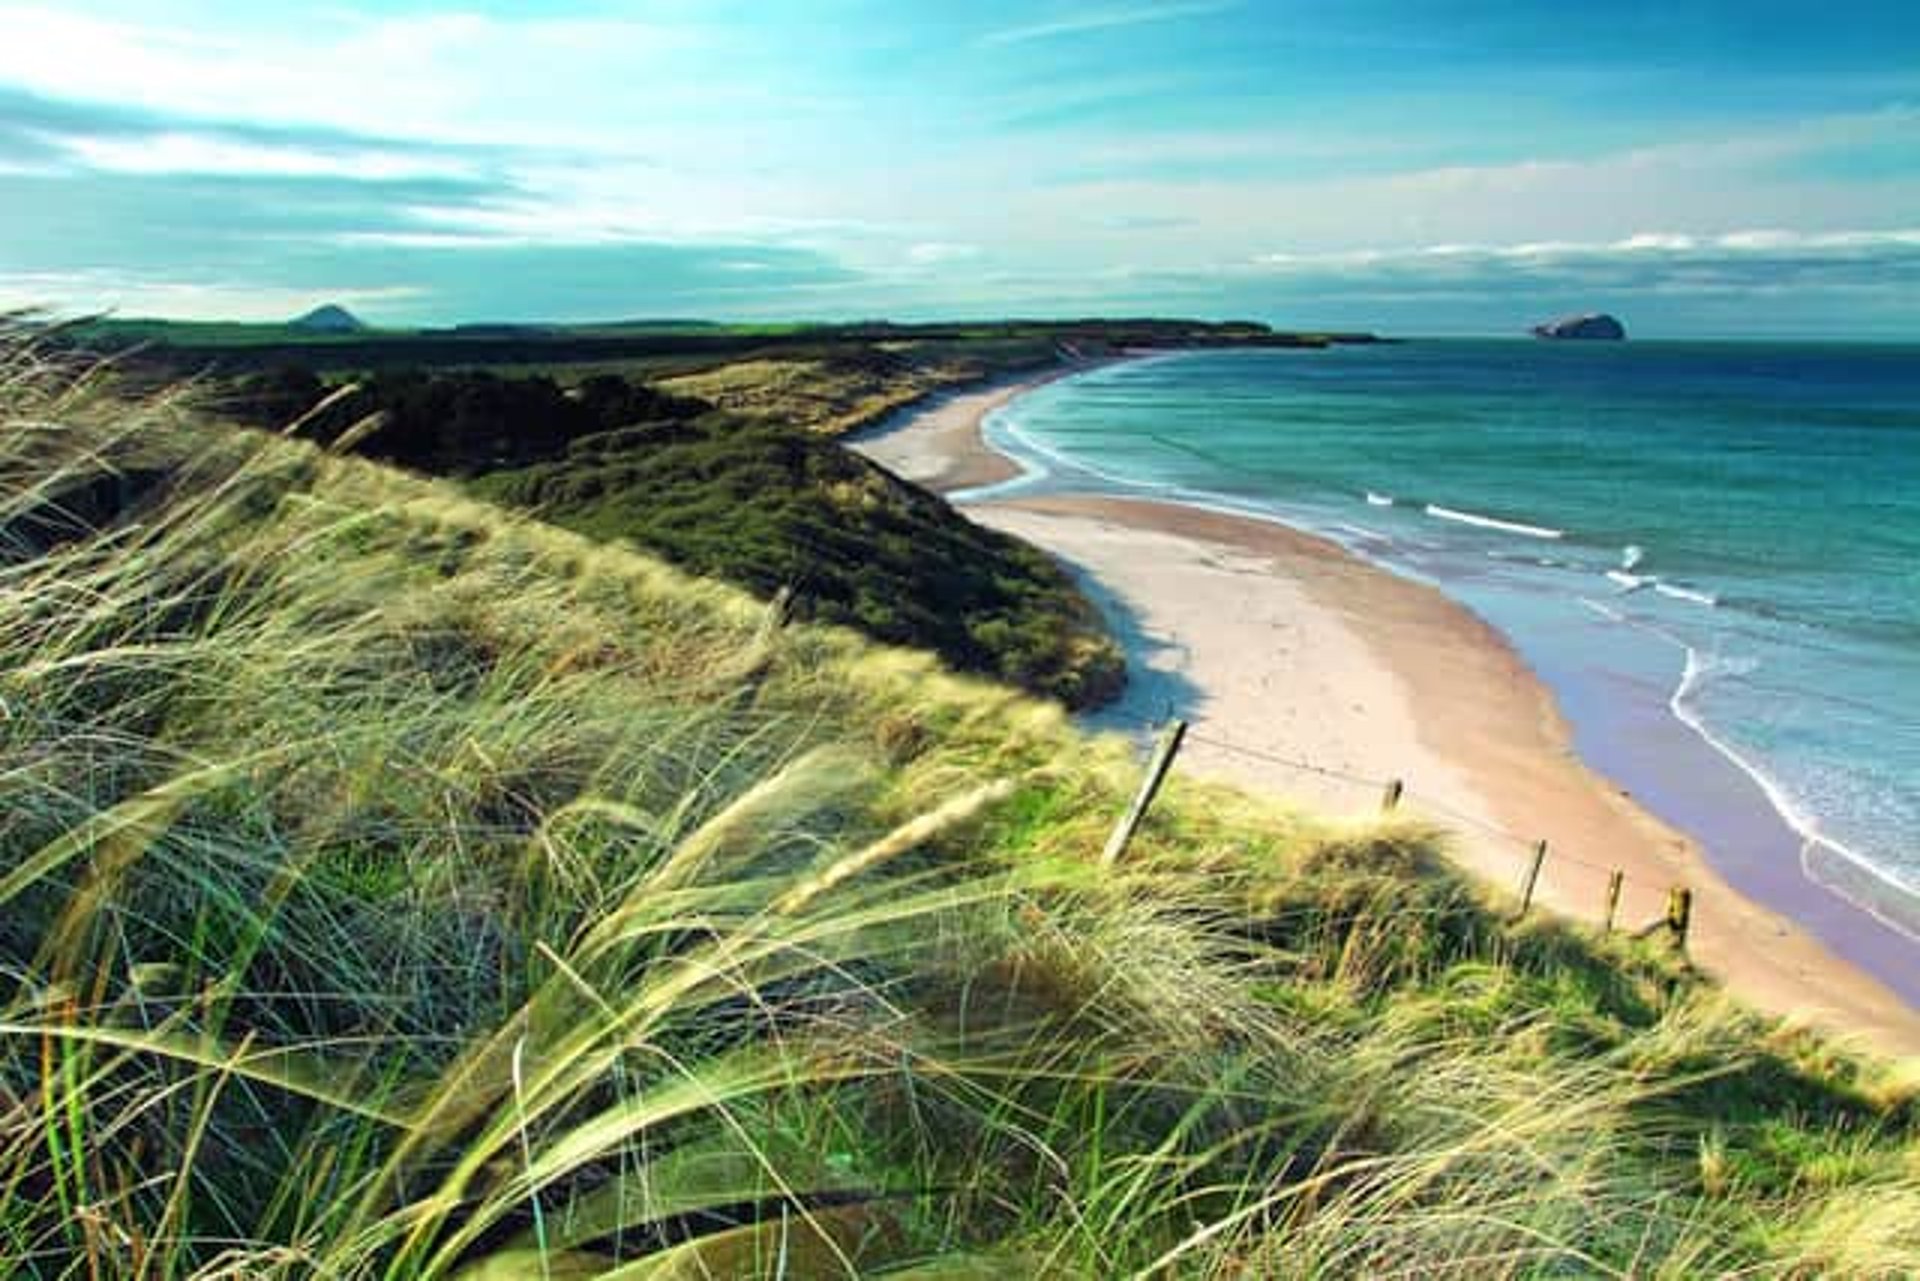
[970,340,1920,952]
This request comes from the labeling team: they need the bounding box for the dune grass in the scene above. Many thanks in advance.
[654,353,975,438]
[4,326,1919,1276]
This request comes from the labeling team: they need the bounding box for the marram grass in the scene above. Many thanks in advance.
[3,323,1919,1277]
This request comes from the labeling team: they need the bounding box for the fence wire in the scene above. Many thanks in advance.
[1095,706,1691,936]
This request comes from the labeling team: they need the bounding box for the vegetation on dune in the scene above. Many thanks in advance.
[654,350,979,437]
[225,364,710,476]
[470,417,1125,711]
[223,363,1126,710]
[6,330,1920,1277]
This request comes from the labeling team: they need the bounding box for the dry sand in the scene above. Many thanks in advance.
[857,371,1920,1058]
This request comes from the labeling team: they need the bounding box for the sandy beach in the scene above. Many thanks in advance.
[846,359,1119,495]
[855,369,1920,1058]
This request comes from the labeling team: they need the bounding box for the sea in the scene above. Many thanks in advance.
[965,340,1920,991]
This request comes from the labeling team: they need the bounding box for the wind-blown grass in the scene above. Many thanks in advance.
[4,324,1919,1276]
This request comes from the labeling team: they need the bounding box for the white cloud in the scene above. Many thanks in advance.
[0,5,708,147]
[46,131,478,181]
[905,242,981,266]
[0,269,422,322]
[1615,232,1698,252]
[1253,228,1920,273]
[979,1,1237,47]
[1000,103,1920,274]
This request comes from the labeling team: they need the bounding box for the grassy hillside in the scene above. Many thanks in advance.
[5,333,1920,1276]
[471,415,1124,709]
[222,365,1124,709]
[654,349,988,437]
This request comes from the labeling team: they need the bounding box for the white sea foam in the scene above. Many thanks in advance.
[1622,544,1644,571]
[1666,643,1920,943]
[1653,582,1718,607]
[945,407,1052,502]
[1606,570,1651,591]
[1578,596,1625,622]
[1365,491,1395,507]
[999,417,1152,490]
[957,405,1180,502]
[1424,503,1564,540]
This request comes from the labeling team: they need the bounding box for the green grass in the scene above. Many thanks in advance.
[4,326,1920,1277]
[64,318,415,347]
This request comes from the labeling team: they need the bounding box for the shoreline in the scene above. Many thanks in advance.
[853,365,1920,1058]
[846,357,1122,494]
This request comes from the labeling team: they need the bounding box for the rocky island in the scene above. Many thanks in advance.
[289,303,368,334]
[1531,312,1626,340]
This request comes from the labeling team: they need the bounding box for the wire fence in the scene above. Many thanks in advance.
[1095,706,1694,944]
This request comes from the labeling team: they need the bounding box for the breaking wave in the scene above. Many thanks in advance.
[1424,503,1565,540]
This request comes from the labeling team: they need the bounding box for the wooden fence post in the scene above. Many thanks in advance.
[1603,869,1624,933]
[1516,840,1548,918]
[1380,778,1404,812]
[1101,719,1187,869]
[1666,887,1693,953]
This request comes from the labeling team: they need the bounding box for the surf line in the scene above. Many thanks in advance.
[1667,642,1920,944]
[1424,503,1565,541]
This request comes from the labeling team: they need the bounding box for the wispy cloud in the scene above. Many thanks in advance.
[47,132,475,181]
[905,241,982,266]
[0,85,525,183]
[1234,229,1920,334]
[1254,228,1920,272]
[0,236,862,325]
[978,1,1237,48]
[0,268,424,322]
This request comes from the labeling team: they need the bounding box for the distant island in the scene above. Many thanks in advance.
[1531,312,1626,340]
[289,303,368,334]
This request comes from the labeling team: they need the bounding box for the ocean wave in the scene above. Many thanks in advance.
[1668,644,1920,943]
[1578,596,1626,622]
[1653,582,1718,607]
[1424,503,1564,540]
[961,406,1179,501]
[944,407,1054,502]
[1606,570,1651,591]
[1365,491,1395,507]
[1604,570,1718,607]
[1622,544,1645,571]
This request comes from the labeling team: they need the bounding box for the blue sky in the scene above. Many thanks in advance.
[2,1,1917,335]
